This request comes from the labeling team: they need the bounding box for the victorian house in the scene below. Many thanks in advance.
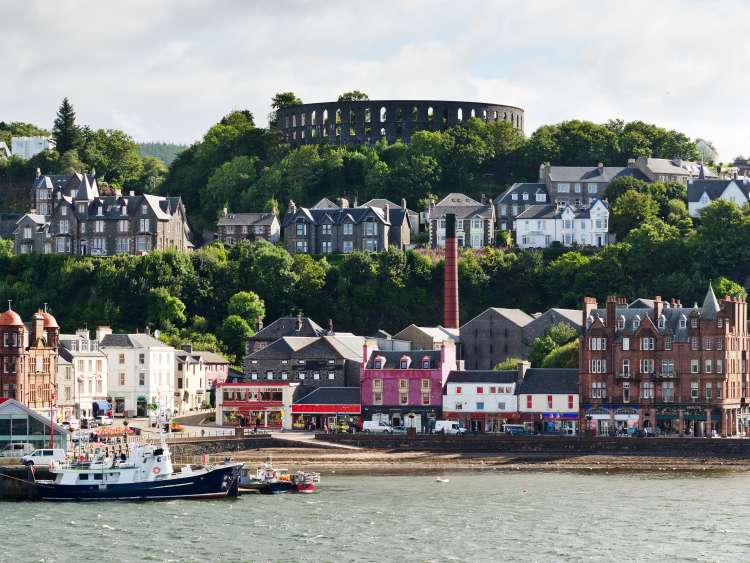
[216,208,280,245]
[515,199,610,249]
[15,170,192,255]
[0,305,60,414]
[579,284,749,437]
[426,193,495,249]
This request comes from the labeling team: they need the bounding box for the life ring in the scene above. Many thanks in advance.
[152,467,161,475]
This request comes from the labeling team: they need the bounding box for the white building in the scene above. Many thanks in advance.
[687,179,750,217]
[98,328,175,418]
[515,199,610,249]
[57,328,109,420]
[517,366,579,435]
[11,136,54,159]
[442,371,519,433]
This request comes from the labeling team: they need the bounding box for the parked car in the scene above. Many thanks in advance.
[81,417,99,429]
[391,425,408,434]
[0,443,34,457]
[362,420,394,433]
[434,420,467,435]
[21,448,66,466]
[95,415,113,426]
[502,424,531,436]
[61,419,80,431]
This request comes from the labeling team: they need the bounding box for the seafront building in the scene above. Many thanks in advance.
[98,329,175,417]
[57,328,109,421]
[579,283,750,437]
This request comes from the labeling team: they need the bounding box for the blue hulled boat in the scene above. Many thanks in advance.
[34,440,242,501]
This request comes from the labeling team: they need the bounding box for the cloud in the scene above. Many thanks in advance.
[0,0,746,159]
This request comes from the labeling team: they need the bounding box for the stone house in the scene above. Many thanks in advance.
[515,199,610,248]
[579,284,750,437]
[360,342,457,430]
[635,156,717,185]
[281,197,393,254]
[426,193,495,248]
[243,334,364,398]
[16,170,192,255]
[361,198,418,249]
[687,179,750,217]
[216,208,280,245]
[246,315,327,355]
[0,305,59,414]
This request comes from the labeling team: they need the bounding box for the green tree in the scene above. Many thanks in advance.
[0,239,12,257]
[269,91,303,126]
[529,322,578,367]
[541,339,579,368]
[494,357,524,370]
[80,128,144,186]
[52,97,81,154]
[201,155,258,216]
[227,291,265,326]
[337,90,369,101]
[713,277,747,300]
[59,150,85,173]
[219,315,254,360]
[139,156,168,194]
[145,287,186,330]
[610,190,659,240]
[0,121,50,149]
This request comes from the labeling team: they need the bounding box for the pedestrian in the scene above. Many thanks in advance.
[255,417,260,433]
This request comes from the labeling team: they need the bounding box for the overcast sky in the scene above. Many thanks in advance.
[1,0,747,160]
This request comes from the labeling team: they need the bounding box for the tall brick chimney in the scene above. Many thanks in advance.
[443,213,459,329]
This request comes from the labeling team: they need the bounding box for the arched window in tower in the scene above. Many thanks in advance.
[442,108,448,127]
[482,109,487,121]
[411,106,419,121]
[300,113,306,126]
[322,109,329,126]
[493,110,498,121]
[395,107,403,121]
[291,114,296,127]
[311,110,317,126]
[470,108,476,119]
[504,112,508,120]
[427,107,434,125]
[335,108,342,125]
[380,106,387,123]
[457,108,463,122]
[364,107,372,123]
[380,127,386,137]
[349,109,357,136]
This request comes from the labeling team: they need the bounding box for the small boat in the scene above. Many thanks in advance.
[291,471,320,494]
[34,438,242,501]
[435,477,450,483]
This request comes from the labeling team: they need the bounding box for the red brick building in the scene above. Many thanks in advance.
[579,284,749,437]
[0,305,60,413]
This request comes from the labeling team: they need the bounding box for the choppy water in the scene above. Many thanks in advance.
[1,471,749,562]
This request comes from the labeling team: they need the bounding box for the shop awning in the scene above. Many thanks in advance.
[292,404,360,414]
[93,400,111,412]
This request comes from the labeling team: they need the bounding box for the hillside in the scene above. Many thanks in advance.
[138,142,187,166]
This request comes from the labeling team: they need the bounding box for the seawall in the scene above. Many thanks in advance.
[314,434,750,457]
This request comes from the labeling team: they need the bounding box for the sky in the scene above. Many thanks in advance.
[1,0,747,160]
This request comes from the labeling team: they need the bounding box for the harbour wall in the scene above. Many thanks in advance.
[314,434,750,457]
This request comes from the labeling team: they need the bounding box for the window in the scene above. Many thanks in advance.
[640,337,654,351]
[658,316,665,329]
[313,373,320,380]
[139,218,150,232]
[640,359,654,373]
[567,395,574,409]
[295,222,307,236]
[589,337,607,351]
[400,359,408,369]
[363,239,378,252]
[421,379,431,390]
[621,359,630,375]
[718,318,724,328]
[590,359,607,373]
[454,402,463,411]
[622,337,630,351]
[138,372,145,386]
[399,393,408,406]
[526,395,532,409]
[139,353,145,364]
[632,317,640,329]
[587,184,598,194]
[705,359,712,373]
[321,241,332,254]
[705,338,712,351]
[623,382,630,402]
[664,337,672,351]
[661,359,674,375]
[717,338,723,351]
[364,221,377,236]
[476,401,485,410]
[372,391,383,405]
[690,337,699,351]
[342,240,353,253]
[641,382,654,399]
[119,354,125,365]
[617,316,625,330]
[662,381,674,402]
[557,183,570,193]
[421,358,430,369]
[422,393,431,406]
[705,383,712,400]
[298,372,305,380]
[374,359,382,369]
[691,359,699,374]
[691,381,699,399]
[591,381,606,398]
[328,372,335,380]
[547,395,553,409]
[281,372,288,380]
[716,359,723,374]
[717,382,723,399]
[456,386,462,394]
[373,379,382,390]
[267,371,274,380]
[119,373,125,386]
[321,224,332,236]
[679,317,687,329]
[574,183,581,193]
[691,318,698,328]
[295,241,308,253]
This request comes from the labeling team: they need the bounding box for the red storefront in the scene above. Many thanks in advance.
[291,387,361,431]
[216,381,297,430]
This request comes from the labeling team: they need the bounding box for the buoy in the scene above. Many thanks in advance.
[152,467,161,475]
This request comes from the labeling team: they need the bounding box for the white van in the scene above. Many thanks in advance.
[21,448,66,466]
[435,420,467,435]
[362,420,394,433]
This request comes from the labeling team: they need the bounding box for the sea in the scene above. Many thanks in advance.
[1,471,748,562]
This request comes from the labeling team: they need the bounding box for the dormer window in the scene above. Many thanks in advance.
[421,357,430,369]
[536,193,546,202]
[658,315,666,329]
[61,206,67,216]
[121,205,127,215]
[78,204,86,214]
[511,193,518,201]
[141,204,148,215]
[617,315,625,330]
[522,192,529,201]
[97,206,103,216]
[374,357,384,369]
[632,316,640,329]
[679,316,687,329]
[399,356,410,369]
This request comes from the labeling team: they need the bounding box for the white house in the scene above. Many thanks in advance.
[175,345,208,414]
[441,371,519,433]
[98,328,175,418]
[515,199,609,249]
[517,367,579,435]
[687,179,750,217]
[11,136,54,159]
[57,328,109,421]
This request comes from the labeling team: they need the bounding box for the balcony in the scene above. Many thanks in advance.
[655,371,677,380]
[616,372,632,379]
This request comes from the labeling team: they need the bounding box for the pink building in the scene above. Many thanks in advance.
[360,341,457,431]
[195,350,229,389]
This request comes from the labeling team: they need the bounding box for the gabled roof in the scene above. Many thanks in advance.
[282,206,390,227]
[462,308,534,329]
[250,317,326,342]
[429,193,494,221]
[100,333,170,349]
[527,308,583,328]
[495,183,549,204]
[366,349,442,369]
[445,370,518,385]
[311,198,339,209]
[517,368,578,394]
[394,325,460,344]
[643,158,717,178]
[0,399,70,434]
[687,179,750,203]
[247,335,361,361]
[516,200,608,221]
[193,350,229,364]
[436,193,481,206]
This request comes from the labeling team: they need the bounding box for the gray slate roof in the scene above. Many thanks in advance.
[282,206,389,228]
[251,317,326,342]
[461,308,534,329]
[495,183,549,205]
[445,370,518,384]
[217,212,277,227]
[428,193,494,220]
[517,368,578,395]
[644,158,717,177]
[247,335,362,362]
[100,333,170,349]
[687,179,750,203]
[516,199,608,220]
[366,350,442,369]
[547,166,649,183]
[294,386,361,405]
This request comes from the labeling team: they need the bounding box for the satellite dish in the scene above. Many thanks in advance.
[154,329,161,338]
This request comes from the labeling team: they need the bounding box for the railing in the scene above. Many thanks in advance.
[616,372,631,379]
[656,371,677,379]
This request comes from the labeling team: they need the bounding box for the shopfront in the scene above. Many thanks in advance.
[0,399,69,450]
[216,382,297,430]
[291,387,362,431]
[541,412,579,435]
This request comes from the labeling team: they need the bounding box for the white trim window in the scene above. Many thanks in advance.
[590,359,607,373]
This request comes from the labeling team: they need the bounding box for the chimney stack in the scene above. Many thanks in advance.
[597,162,605,176]
[443,213,459,329]
[328,318,334,335]
[297,312,303,331]
[516,360,530,383]
[401,198,407,210]
[339,197,349,209]
[31,311,44,345]
[96,326,112,342]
